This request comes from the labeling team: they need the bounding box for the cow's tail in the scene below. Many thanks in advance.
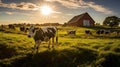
[56,27,58,45]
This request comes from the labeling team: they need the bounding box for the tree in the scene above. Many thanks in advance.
[103,16,120,28]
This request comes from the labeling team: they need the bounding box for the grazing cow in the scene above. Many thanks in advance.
[67,30,76,35]
[8,24,15,30]
[20,26,29,32]
[115,31,120,36]
[85,30,92,35]
[104,30,111,35]
[0,25,6,30]
[117,31,120,35]
[96,29,105,35]
[28,26,58,53]
[96,29,111,35]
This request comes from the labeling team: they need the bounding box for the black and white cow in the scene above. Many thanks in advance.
[67,30,76,35]
[20,25,29,32]
[96,29,110,35]
[85,30,92,35]
[28,25,58,53]
[8,24,15,30]
[96,29,105,35]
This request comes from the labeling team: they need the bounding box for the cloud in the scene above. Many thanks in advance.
[52,10,62,14]
[5,12,13,15]
[4,11,34,16]
[0,0,2,5]
[0,0,114,14]
[45,0,113,14]
[0,0,61,14]
[87,2,113,14]
[45,0,87,9]
[0,0,39,10]
[66,13,73,16]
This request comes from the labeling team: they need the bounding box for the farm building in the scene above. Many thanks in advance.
[66,12,95,27]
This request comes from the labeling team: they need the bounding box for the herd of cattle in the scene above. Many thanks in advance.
[67,29,120,36]
[0,24,29,32]
[85,29,120,36]
[0,24,120,36]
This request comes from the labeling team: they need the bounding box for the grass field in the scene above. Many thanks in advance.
[0,26,120,67]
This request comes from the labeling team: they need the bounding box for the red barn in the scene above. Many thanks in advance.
[66,12,95,27]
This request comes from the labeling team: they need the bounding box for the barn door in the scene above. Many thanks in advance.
[83,20,90,26]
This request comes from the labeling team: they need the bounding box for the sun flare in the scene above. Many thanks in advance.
[40,5,53,15]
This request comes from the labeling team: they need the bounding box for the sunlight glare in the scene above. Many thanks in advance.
[40,5,53,15]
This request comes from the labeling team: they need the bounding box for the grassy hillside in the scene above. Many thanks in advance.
[0,26,120,67]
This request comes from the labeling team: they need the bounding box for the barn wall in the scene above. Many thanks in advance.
[77,13,95,26]
[83,13,95,26]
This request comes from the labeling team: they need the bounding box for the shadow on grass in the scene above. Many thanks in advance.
[0,44,17,59]
[93,35,120,39]
[1,46,120,67]
[1,47,98,67]
[96,52,120,67]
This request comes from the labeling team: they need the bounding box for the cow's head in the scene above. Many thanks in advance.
[28,25,35,38]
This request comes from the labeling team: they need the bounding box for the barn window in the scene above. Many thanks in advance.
[83,20,90,26]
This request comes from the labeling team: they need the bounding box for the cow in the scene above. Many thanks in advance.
[0,25,6,30]
[113,30,120,36]
[19,25,29,32]
[104,30,111,35]
[28,25,58,53]
[96,29,111,35]
[8,24,15,30]
[85,30,92,35]
[96,29,105,35]
[116,31,120,36]
[67,30,76,35]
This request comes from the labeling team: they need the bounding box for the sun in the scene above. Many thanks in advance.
[40,5,53,15]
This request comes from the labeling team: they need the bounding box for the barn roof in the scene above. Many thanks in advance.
[68,12,93,23]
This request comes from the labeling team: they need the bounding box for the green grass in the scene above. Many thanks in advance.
[0,26,120,67]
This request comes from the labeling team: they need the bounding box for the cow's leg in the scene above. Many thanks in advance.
[34,41,38,53]
[56,36,58,45]
[52,37,54,48]
[48,38,51,48]
[34,40,41,53]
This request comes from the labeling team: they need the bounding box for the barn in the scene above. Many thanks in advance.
[66,12,95,27]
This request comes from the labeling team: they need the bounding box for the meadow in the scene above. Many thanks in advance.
[0,26,120,67]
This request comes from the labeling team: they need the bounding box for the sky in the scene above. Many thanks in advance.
[0,0,120,25]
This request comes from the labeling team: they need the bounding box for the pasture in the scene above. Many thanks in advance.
[0,26,120,67]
